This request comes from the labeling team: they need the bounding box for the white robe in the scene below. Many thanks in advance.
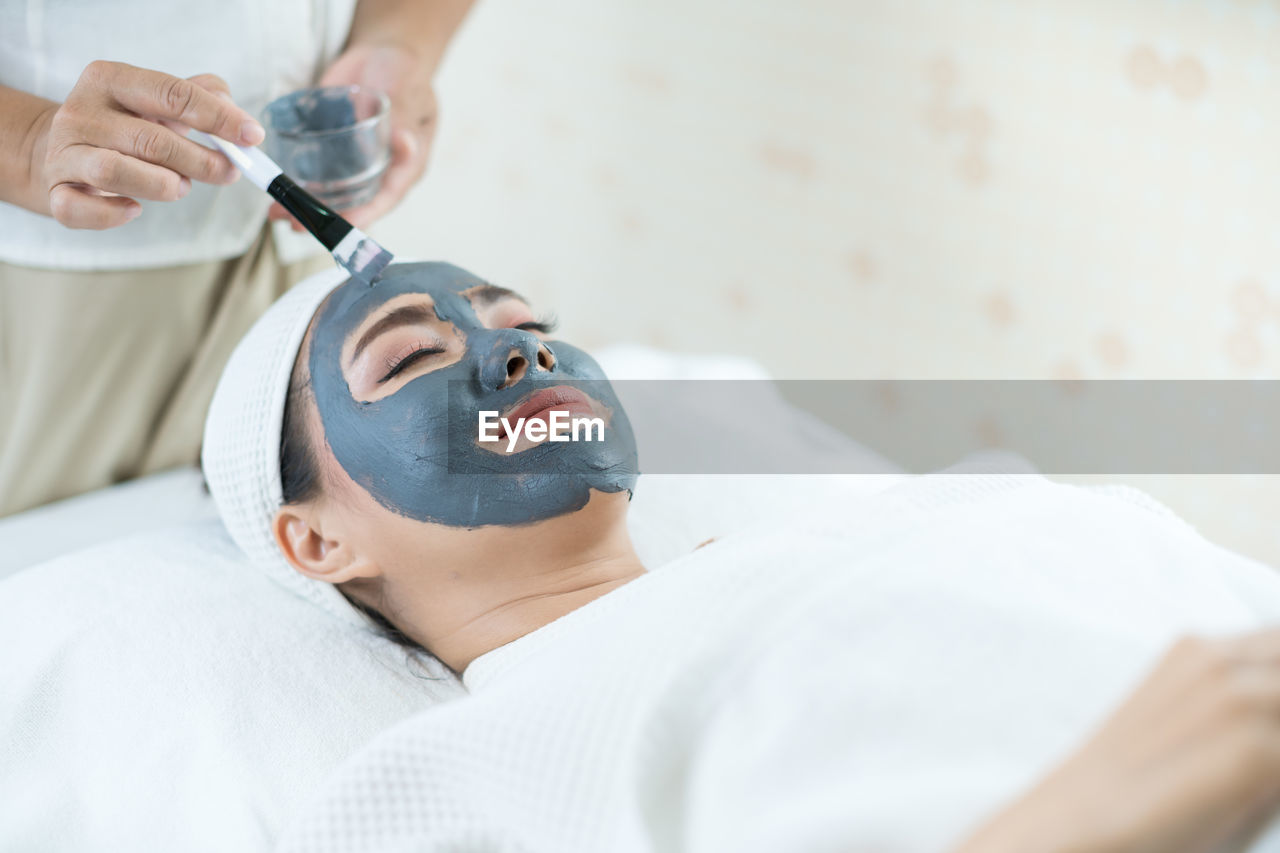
[275,473,1280,852]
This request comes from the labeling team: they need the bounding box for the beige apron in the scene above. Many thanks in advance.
[0,227,330,517]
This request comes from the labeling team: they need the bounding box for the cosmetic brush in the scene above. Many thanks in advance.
[194,132,392,286]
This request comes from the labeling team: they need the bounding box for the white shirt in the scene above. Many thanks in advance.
[0,0,356,270]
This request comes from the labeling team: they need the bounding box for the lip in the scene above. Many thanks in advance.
[500,385,596,438]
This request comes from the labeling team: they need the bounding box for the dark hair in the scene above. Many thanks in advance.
[279,371,324,505]
[279,367,436,663]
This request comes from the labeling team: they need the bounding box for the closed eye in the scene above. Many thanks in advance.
[515,315,558,335]
[379,345,446,383]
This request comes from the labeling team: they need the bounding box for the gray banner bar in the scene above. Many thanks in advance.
[446,380,1280,475]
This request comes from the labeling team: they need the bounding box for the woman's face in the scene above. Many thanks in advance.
[305,261,638,528]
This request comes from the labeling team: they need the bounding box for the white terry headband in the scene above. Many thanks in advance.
[202,266,367,625]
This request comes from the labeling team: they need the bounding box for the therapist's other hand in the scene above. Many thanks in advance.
[29,62,263,229]
[268,43,436,231]
[956,629,1280,853]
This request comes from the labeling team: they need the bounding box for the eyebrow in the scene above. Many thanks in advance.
[467,283,530,308]
[350,304,438,363]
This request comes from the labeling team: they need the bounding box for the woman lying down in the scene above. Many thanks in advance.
[203,262,1280,853]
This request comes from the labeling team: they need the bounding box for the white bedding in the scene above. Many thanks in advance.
[0,522,465,851]
[274,473,1280,852]
[0,466,219,580]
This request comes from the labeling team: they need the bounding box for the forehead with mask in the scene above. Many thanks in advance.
[303,261,639,526]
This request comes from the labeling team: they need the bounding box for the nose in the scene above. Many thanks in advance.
[481,331,556,391]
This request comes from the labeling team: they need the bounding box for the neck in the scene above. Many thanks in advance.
[391,492,646,675]
[444,560,644,675]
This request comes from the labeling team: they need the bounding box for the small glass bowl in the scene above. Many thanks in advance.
[262,85,391,210]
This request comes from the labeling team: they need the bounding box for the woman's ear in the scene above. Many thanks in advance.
[271,505,379,584]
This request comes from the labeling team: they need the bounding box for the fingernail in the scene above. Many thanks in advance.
[215,90,234,102]
[124,205,142,222]
[239,119,265,146]
[177,177,191,198]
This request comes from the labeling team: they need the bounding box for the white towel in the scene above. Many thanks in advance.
[274,473,1280,852]
[0,523,464,852]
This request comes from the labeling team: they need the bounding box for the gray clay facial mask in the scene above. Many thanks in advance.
[307,261,639,527]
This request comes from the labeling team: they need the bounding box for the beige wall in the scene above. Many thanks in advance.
[367,0,1280,564]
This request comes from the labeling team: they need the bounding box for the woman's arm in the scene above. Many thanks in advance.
[955,629,1280,853]
[342,0,475,71]
[0,85,58,213]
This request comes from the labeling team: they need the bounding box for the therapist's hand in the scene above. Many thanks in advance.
[28,61,263,229]
[955,629,1280,853]
[268,42,437,231]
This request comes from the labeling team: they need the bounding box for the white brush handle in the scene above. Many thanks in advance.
[192,131,283,191]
